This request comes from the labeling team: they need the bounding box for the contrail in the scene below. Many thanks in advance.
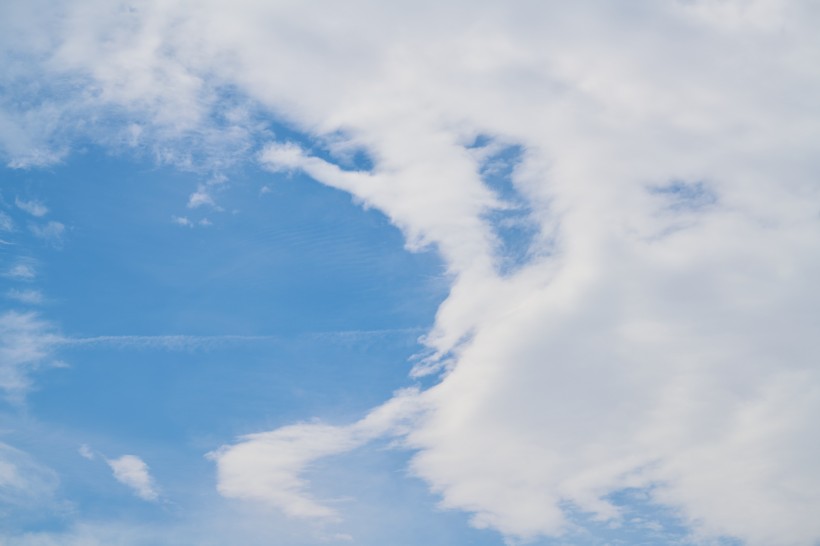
[56,328,426,351]
[57,334,281,350]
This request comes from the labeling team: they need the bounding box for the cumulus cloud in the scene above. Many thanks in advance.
[2,1,820,544]
[106,455,159,502]
[259,142,310,173]
[216,3,820,543]
[187,185,216,209]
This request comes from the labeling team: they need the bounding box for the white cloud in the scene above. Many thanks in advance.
[220,3,820,543]
[213,423,356,520]
[78,444,95,460]
[106,454,159,502]
[209,389,422,520]
[4,262,36,280]
[29,220,65,243]
[0,311,62,401]
[0,91,71,169]
[680,0,790,30]
[5,288,45,305]
[172,215,193,227]
[259,142,310,172]
[3,1,820,544]
[173,214,214,228]
[187,185,216,209]
[15,197,48,217]
[0,210,14,231]
[0,442,59,509]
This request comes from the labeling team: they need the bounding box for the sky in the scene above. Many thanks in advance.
[1,1,819,545]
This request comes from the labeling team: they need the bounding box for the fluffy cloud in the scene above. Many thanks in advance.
[209,389,422,519]
[172,215,194,227]
[3,1,820,544]
[187,186,216,209]
[106,455,159,502]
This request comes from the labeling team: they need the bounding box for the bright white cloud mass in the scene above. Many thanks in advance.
[1,1,819,545]
[106,454,159,502]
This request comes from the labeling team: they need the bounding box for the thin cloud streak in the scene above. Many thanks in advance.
[57,328,425,350]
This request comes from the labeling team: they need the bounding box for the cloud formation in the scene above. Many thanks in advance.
[4,262,37,281]
[210,388,422,519]
[4,289,44,305]
[0,211,14,231]
[0,311,62,401]
[0,442,59,510]
[14,198,48,218]
[2,1,820,544]
[29,220,65,244]
[106,455,159,502]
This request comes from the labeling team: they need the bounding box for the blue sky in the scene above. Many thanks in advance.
[2,1,820,545]
[0,149,454,540]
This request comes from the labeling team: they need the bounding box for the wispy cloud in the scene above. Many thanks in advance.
[0,442,59,509]
[0,311,61,401]
[57,328,424,351]
[15,198,48,217]
[29,221,64,244]
[0,211,14,231]
[5,289,44,305]
[78,444,95,460]
[59,334,281,351]
[3,261,36,281]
